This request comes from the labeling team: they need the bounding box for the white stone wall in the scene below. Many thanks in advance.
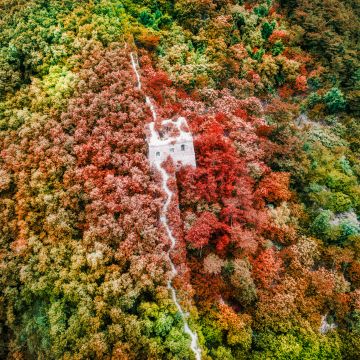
[147,117,196,168]
[149,139,196,167]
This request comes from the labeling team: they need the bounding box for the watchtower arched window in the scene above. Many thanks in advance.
[181,144,185,151]
[156,151,160,157]
[170,147,174,153]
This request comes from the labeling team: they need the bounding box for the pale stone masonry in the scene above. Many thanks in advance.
[148,117,196,168]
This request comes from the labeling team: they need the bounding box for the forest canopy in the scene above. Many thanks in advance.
[0,0,359,359]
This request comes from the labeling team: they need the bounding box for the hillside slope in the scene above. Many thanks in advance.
[0,1,359,359]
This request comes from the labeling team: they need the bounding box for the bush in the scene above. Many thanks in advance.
[139,10,154,27]
[261,21,276,40]
[311,210,333,237]
[327,192,353,213]
[306,92,322,109]
[324,87,346,113]
[310,190,353,213]
[254,5,269,18]
[272,40,284,56]
[340,221,360,241]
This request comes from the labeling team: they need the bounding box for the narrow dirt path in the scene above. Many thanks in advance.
[129,52,201,360]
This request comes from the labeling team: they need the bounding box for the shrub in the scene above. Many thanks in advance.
[324,87,346,113]
[327,192,353,213]
[254,5,269,18]
[261,21,276,40]
[311,210,333,237]
[306,92,321,109]
[272,40,284,56]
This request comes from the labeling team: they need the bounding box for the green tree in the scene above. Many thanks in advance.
[261,21,276,40]
[324,87,346,113]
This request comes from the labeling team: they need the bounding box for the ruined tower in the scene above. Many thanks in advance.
[148,117,196,168]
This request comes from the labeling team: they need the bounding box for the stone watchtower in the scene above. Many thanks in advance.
[148,117,196,168]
